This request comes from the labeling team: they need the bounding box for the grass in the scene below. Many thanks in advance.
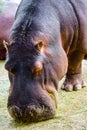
[0,60,87,130]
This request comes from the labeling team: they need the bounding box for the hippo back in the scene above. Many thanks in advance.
[0,0,20,59]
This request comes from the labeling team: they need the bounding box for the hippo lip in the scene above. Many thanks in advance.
[45,85,58,108]
[8,104,55,122]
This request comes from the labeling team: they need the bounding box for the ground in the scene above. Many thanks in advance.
[0,60,87,130]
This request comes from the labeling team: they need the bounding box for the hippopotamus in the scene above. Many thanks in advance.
[0,0,20,60]
[5,0,87,122]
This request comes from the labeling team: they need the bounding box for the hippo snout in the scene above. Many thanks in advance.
[8,104,55,122]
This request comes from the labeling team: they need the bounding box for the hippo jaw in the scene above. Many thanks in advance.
[7,85,57,122]
[8,102,56,122]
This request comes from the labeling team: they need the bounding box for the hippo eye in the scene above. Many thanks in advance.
[34,41,43,51]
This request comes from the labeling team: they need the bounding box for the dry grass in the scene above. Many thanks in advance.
[0,60,87,130]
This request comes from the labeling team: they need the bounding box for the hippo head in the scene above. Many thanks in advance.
[5,32,60,122]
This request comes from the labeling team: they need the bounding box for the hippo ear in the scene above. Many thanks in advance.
[3,40,9,52]
[34,41,44,52]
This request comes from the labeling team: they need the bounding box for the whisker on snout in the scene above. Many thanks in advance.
[8,106,22,120]
[8,104,55,122]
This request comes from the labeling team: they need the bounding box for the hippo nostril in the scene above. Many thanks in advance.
[8,106,22,120]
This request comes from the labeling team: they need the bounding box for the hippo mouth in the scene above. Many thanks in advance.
[8,104,55,122]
